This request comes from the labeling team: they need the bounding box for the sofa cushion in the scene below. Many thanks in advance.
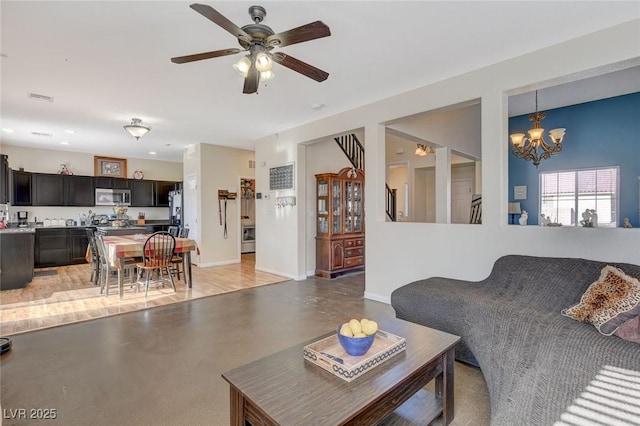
[615,315,640,344]
[562,265,640,335]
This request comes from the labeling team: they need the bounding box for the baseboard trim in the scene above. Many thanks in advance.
[255,266,304,281]
[195,259,240,268]
[364,291,391,305]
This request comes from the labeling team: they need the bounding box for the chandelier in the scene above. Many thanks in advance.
[509,91,566,167]
[415,144,435,156]
[123,118,151,140]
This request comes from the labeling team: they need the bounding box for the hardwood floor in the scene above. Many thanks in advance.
[0,253,287,336]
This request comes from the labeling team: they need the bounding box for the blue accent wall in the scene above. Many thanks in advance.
[508,92,640,226]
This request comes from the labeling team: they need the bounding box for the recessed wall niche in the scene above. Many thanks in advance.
[384,99,482,224]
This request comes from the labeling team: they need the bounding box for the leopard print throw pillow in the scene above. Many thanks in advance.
[562,265,640,335]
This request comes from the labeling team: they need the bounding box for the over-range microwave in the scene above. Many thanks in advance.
[95,188,131,206]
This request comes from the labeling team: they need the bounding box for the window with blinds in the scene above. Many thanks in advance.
[540,166,619,227]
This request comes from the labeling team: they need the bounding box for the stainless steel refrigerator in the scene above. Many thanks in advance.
[169,188,183,226]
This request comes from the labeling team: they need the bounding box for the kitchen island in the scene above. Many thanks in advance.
[0,228,35,290]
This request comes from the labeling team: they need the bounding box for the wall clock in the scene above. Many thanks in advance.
[133,170,144,180]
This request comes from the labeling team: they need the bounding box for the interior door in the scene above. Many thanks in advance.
[451,179,472,224]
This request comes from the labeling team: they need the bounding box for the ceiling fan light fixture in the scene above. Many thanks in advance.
[233,56,252,77]
[259,70,275,82]
[124,118,151,140]
[255,52,272,72]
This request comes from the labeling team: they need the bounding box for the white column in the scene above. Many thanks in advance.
[435,147,451,223]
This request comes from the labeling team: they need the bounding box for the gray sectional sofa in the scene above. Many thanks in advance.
[391,255,640,425]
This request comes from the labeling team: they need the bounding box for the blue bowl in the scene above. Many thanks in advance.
[336,326,375,356]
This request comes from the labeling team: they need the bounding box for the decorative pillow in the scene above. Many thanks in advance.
[615,315,640,344]
[562,265,640,335]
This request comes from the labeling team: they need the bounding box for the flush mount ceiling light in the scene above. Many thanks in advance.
[509,90,566,167]
[123,118,151,140]
[415,144,435,157]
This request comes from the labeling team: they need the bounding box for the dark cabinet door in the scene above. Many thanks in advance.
[94,177,129,190]
[35,229,69,267]
[33,173,65,206]
[0,155,9,204]
[11,170,32,206]
[66,175,94,206]
[68,229,89,264]
[94,177,113,189]
[130,179,155,207]
[112,178,130,189]
[155,181,175,207]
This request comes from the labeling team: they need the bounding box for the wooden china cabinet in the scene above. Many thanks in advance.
[315,167,365,279]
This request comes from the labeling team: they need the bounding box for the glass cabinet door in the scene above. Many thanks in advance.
[317,179,329,234]
[332,180,342,234]
[344,182,353,232]
[353,182,362,232]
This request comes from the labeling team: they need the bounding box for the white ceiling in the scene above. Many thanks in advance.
[2,1,639,163]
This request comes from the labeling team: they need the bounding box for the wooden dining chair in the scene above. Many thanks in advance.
[136,231,176,297]
[95,234,138,297]
[170,227,190,280]
[85,229,100,285]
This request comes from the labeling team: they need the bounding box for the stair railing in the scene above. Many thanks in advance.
[334,134,364,171]
[385,184,397,221]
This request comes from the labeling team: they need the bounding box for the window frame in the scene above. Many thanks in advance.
[539,165,620,227]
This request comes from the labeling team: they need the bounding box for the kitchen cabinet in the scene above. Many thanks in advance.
[0,154,9,204]
[33,173,94,207]
[155,181,176,207]
[315,167,365,279]
[35,227,92,267]
[130,179,155,207]
[11,170,32,206]
[0,230,35,290]
[35,228,68,267]
[66,175,94,206]
[68,228,90,264]
[33,173,65,206]
[94,177,129,189]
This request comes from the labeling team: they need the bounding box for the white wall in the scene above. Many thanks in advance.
[388,103,481,158]
[186,144,255,267]
[1,144,182,220]
[255,19,640,300]
[1,145,182,180]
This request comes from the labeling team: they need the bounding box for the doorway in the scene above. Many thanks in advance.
[240,177,255,254]
[451,179,472,224]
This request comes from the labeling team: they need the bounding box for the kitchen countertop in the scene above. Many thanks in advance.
[0,227,36,234]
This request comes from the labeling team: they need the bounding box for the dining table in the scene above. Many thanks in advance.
[102,234,198,299]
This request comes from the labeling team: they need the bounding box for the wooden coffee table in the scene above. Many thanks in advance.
[222,317,460,425]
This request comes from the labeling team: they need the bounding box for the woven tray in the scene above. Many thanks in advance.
[303,330,406,382]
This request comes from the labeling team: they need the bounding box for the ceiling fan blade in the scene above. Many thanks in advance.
[272,52,329,82]
[266,21,330,48]
[243,62,259,94]
[171,48,241,64]
[190,3,251,43]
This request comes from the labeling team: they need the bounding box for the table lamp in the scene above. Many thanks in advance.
[508,202,522,224]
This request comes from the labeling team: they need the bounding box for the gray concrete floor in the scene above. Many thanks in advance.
[0,273,490,425]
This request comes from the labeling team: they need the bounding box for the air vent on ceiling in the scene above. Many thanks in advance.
[28,92,54,103]
[31,131,53,138]
[249,160,255,169]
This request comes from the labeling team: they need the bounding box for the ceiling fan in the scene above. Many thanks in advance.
[171,3,331,94]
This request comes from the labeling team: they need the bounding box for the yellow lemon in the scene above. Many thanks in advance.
[349,318,362,335]
[360,318,370,327]
[339,323,353,337]
[362,320,378,336]
[354,332,367,338]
